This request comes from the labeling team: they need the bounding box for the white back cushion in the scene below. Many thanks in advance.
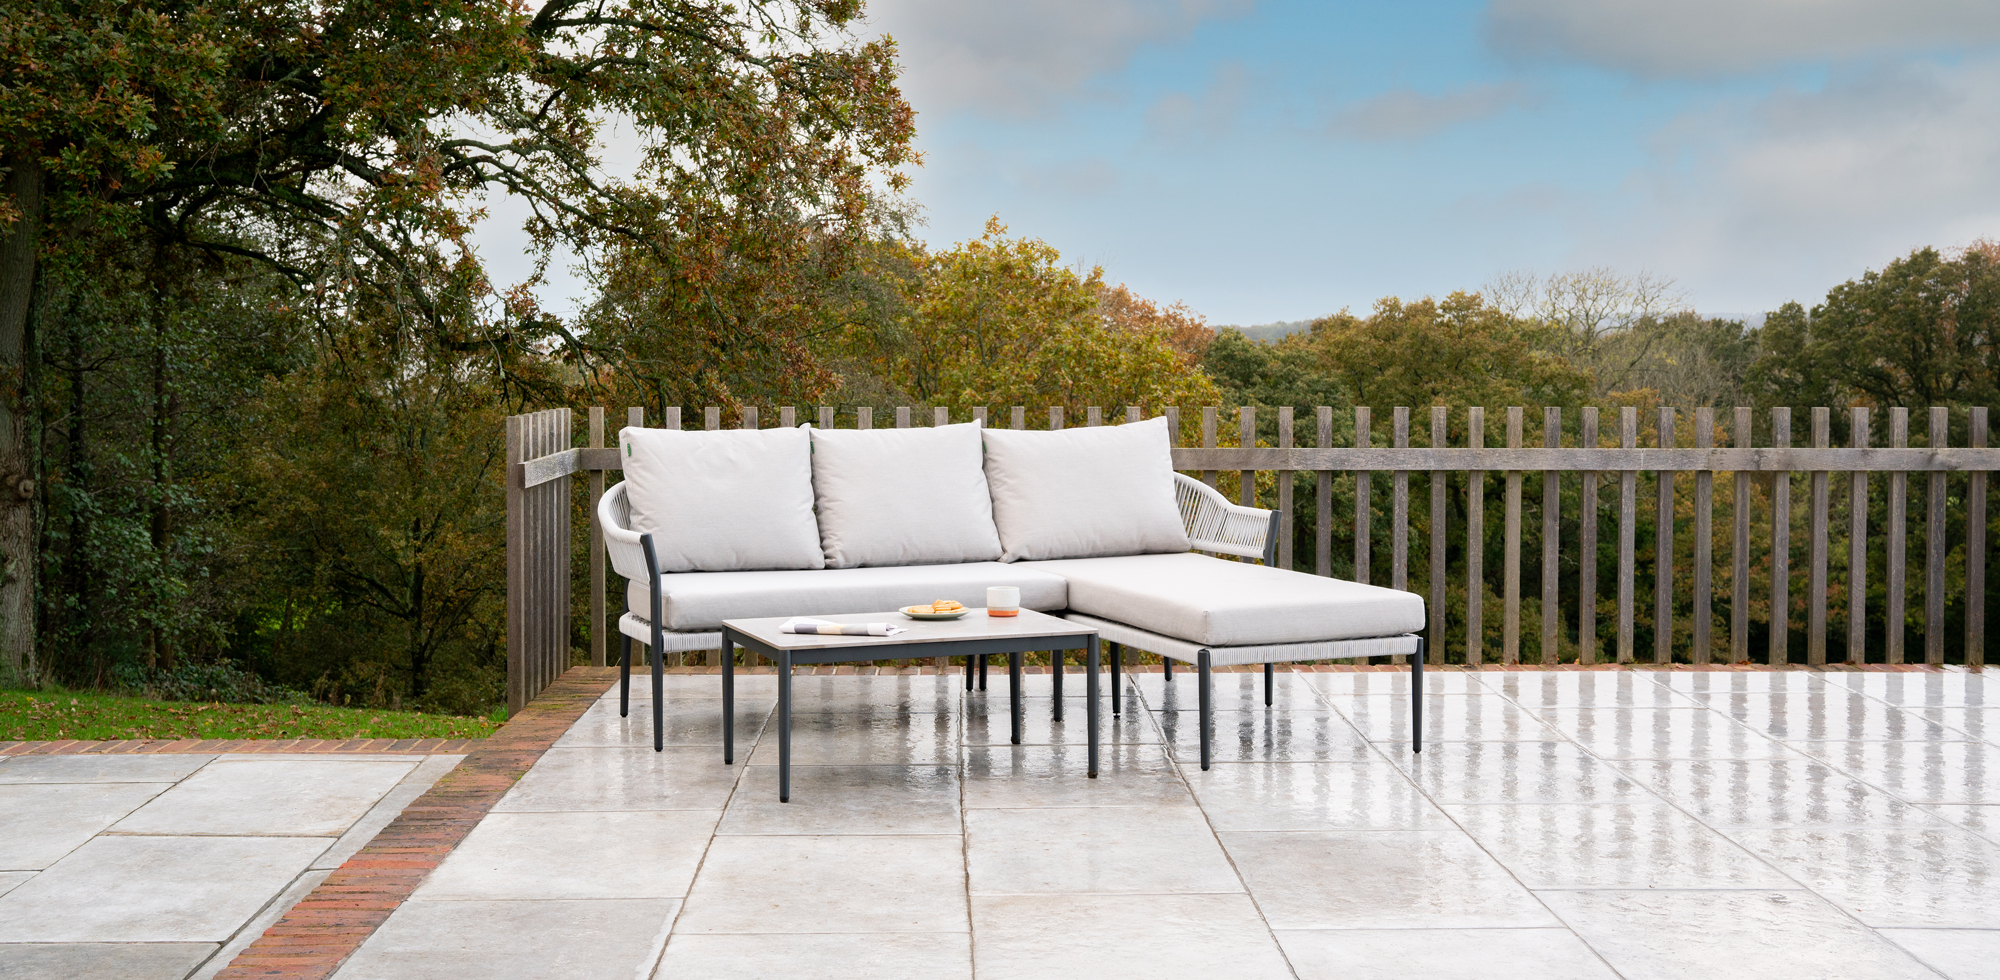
[981,416,1190,562]
[618,426,824,573]
[809,422,1002,568]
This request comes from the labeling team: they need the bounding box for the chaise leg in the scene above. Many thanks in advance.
[1264,662,1274,706]
[1197,650,1212,771]
[1110,642,1121,716]
[620,634,632,718]
[1087,635,1100,778]
[722,630,735,766]
[1413,638,1425,754]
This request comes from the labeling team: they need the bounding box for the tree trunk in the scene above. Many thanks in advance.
[0,153,45,683]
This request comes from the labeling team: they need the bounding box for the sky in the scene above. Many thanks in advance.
[476,1,2000,328]
[852,0,2000,325]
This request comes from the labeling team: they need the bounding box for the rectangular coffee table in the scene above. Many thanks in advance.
[720,609,1101,801]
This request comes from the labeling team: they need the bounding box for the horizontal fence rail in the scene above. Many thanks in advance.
[503,404,1996,705]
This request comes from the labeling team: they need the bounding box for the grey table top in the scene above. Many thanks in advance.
[721,608,1096,652]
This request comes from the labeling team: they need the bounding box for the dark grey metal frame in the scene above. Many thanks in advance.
[720,623,1101,802]
[1109,635,1425,770]
[614,533,669,752]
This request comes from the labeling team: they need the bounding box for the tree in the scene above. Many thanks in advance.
[1750,246,1999,409]
[0,0,914,680]
[848,219,1220,411]
[1298,292,1592,410]
[1487,267,1687,357]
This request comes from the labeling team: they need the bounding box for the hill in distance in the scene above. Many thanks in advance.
[1213,319,1314,344]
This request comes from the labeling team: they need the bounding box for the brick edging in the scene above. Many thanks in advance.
[0,737,481,756]
[211,666,614,980]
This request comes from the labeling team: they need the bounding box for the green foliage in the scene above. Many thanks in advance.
[839,218,1221,412]
[1751,245,2000,408]
[108,661,306,706]
[0,689,497,741]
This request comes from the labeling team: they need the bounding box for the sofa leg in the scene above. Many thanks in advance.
[1052,651,1063,722]
[1413,638,1425,754]
[1163,656,1173,681]
[1264,662,1274,706]
[650,626,665,753]
[620,634,632,718]
[1197,650,1212,771]
[1109,642,1121,716]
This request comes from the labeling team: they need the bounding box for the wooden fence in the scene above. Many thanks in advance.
[504,403,1998,707]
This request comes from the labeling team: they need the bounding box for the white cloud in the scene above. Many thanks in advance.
[1145,61,1252,141]
[865,0,1252,118]
[1576,57,2000,311]
[1326,82,1533,140]
[1485,0,2000,76]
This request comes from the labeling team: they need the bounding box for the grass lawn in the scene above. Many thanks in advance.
[0,690,501,741]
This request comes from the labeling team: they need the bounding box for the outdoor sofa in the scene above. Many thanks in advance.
[598,416,1427,769]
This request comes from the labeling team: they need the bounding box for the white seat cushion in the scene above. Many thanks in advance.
[981,416,1190,562]
[619,426,823,572]
[1062,613,1418,665]
[628,562,1068,632]
[808,422,1002,568]
[1017,553,1424,647]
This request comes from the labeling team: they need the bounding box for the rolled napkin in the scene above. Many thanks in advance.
[779,617,907,637]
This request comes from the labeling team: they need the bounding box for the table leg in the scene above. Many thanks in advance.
[1087,636,1100,778]
[979,654,988,691]
[965,655,973,691]
[1009,650,1022,745]
[780,651,793,802]
[722,629,735,765]
[1052,650,1063,722]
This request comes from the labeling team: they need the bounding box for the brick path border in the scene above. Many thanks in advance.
[211,665,612,980]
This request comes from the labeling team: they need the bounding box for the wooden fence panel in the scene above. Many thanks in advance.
[509,402,1998,703]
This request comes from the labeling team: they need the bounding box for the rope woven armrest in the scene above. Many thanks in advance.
[1175,473,1277,561]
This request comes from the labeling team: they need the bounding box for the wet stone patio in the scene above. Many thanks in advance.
[11,666,2000,979]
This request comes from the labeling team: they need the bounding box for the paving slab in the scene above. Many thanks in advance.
[0,942,217,980]
[313,755,463,870]
[959,744,1191,808]
[1276,928,1619,980]
[1729,827,2000,928]
[0,754,214,783]
[413,810,718,901]
[0,782,171,869]
[1221,830,1559,930]
[1334,694,1556,742]
[1626,757,1947,829]
[970,894,1293,980]
[1537,705,1791,759]
[555,698,772,747]
[1392,740,1649,804]
[1485,671,1695,708]
[493,746,741,811]
[1879,928,2000,980]
[744,710,958,766]
[962,697,1157,747]
[1540,889,1941,980]
[0,871,29,898]
[1797,740,2000,804]
[109,758,416,836]
[0,835,328,942]
[1444,802,1790,888]
[1183,760,1452,832]
[965,805,1242,895]
[720,765,959,835]
[329,898,677,980]
[654,933,971,980]
[1156,708,1378,762]
[674,835,966,934]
